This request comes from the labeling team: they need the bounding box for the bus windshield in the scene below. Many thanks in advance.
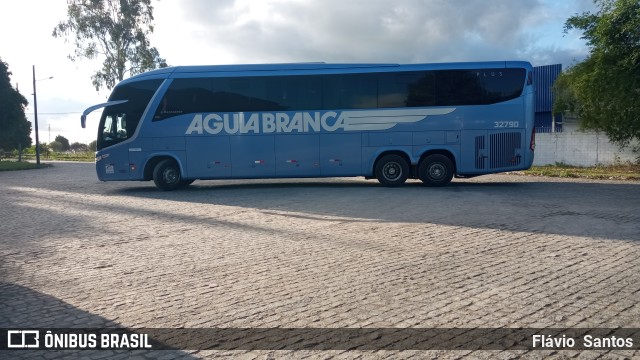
[97,79,162,150]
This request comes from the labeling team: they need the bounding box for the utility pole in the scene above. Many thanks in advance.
[32,65,40,165]
[32,66,53,165]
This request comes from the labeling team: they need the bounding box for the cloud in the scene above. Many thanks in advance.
[175,0,565,64]
[2,0,595,145]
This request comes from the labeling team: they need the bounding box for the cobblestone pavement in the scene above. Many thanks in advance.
[1,162,639,359]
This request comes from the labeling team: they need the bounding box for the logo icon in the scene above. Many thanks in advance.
[7,330,39,348]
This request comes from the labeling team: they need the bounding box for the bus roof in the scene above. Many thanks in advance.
[121,61,533,84]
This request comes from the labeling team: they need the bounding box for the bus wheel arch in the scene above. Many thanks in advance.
[373,151,410,187]
[418,151,456,187]
[144,156,184,190]
[144,156,177,181]
[152,159,183,191]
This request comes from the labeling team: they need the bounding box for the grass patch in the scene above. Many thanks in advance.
[46,153,94,162]
[510,163,640,180]
[0,161,52,171]
[15,152,94,162]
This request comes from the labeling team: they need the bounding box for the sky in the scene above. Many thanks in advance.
[0,0,596,146]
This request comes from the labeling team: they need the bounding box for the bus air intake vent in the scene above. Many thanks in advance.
[475,135,486,169]
[490,132,522,169]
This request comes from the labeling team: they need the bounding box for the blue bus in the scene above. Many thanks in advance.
[81,61,535,190]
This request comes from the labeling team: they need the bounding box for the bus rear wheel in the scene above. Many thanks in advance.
[375,154,409,187]
[153,159,182,191]
[419,154,454,187]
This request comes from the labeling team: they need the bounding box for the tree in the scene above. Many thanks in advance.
[0,58,32,151]
[54,135,71,151]
[34,142,51,157]
[88,140,97,152]
[52,0,167,92]
[553,0,640,147]
[50,141,64,153]
[70,142,89,152]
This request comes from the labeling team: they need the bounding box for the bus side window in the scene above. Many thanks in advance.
[436,70,484,106]
[155,78,213,120]
[282,76,322,111]
[266,77,286,109]
[322,75,341,109]
[481,68,526,103]
[378,73,403,108]
[405,71,436,107]
[378,71,436,108]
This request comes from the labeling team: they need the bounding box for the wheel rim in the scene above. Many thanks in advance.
[383,162,402,181]
[429,163,446,180]
[162,167,179,185]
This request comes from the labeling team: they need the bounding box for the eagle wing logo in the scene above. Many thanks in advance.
[340,108,456,131]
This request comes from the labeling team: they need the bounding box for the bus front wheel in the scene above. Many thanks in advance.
[419,154,454,186]
[375,154,409,187]
[153,159,182,191]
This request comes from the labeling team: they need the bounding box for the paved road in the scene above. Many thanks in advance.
[1,162,639,359]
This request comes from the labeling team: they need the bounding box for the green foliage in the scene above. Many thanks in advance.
[553,0,640,147]
[52,0,167,91]
[0,161,50,171]
[518,163,640,180]
[49,141,64,153]
[88,140,97,152]
[47,152,94,161]
[0,58,32,151]
[23,145,35,155]
[54,135,70,151]
[70,142,89,152]
[34,142,51,156]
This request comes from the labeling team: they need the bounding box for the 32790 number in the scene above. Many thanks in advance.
[494,121,519,128]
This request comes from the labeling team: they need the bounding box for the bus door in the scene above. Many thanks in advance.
[97,112,131,180]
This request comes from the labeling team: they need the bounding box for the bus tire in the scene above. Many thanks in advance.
[419,154,454,187]
[375,154,409,187]
[153,159,182,191]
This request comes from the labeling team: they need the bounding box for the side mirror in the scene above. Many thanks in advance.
[81,99,127,129]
